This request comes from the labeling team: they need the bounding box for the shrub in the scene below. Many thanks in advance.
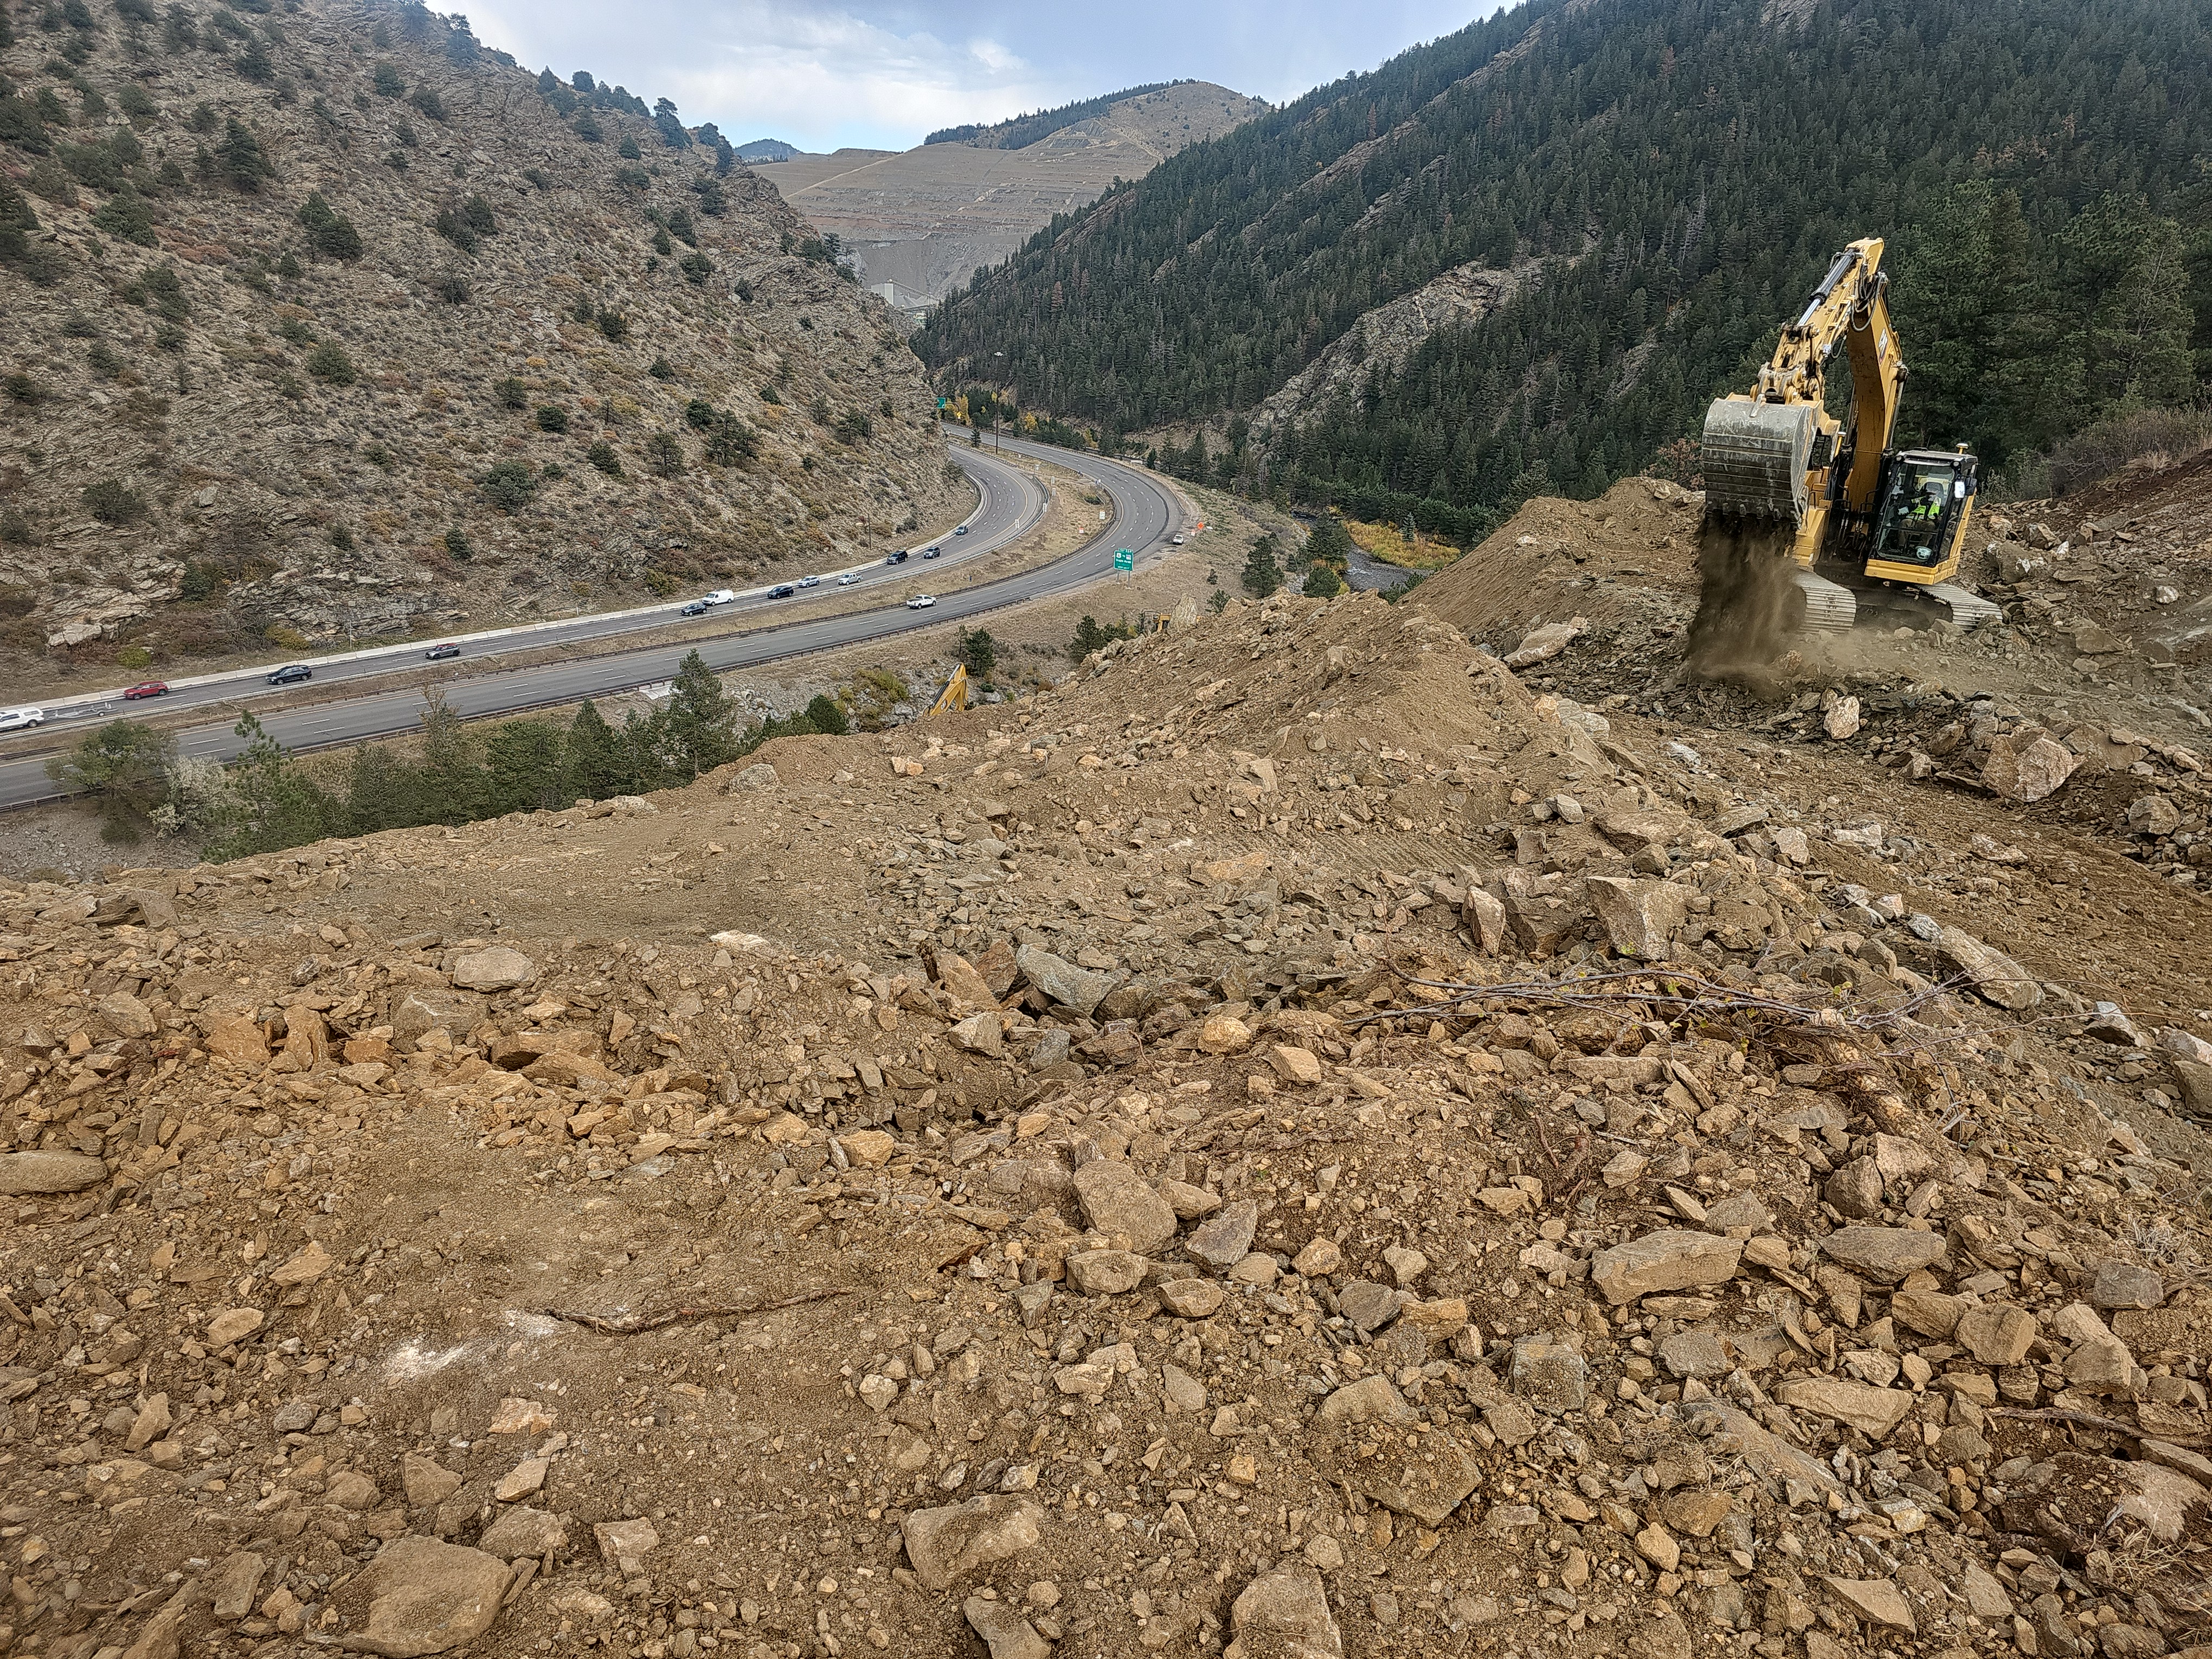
[701,415,755,466]
[92,183,156,244]
[432,205,476,253]
[585,440,621,476]
[277,314,314,346]
[651,226,672,256]
[444,526,472,559]
[1302,562,1345,598]
[4,372,44,404]
[2048,406,2212,495]
[616,134,640,160]
[436,273,469,304]
[571,111,601,143]
[24,160,74,204]
[597,309,628,343]
[330,524,355,551]
[0,510,32,545]
[678,252,712,286]
[666,206,696,247]
[494,377,526,409]
[408,85,445,121]
[297,190,362,259]
[128,262,189,320]
[480,459,536,509]
[804,694,848,736]
[305,340,356,384]
[0,96,50,155]
[647,355,674,381]
[613,163,648,191]
[758,384,780,405]
[372,61,403,97]
[116,83,157,121]
[86,340,120,376]
[834,409,873,443]
[458,194,496,236]
[643,430,683,477]
[235,40,273,82]
[83,477,147,523]
[535,404,568,433]
[683,398,718,430]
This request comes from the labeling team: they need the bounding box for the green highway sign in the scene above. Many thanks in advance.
[1113,549,1134,571]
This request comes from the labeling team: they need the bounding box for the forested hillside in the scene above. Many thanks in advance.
[918,0,2211,537]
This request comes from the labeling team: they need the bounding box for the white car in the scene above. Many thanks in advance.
[1171,533,1187,546]
[837,573,861,587]
[797,575,821,588]
[0,707,44,731]
[905,595,937,610]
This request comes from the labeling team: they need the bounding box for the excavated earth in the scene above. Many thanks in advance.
[2,580,2210,1659]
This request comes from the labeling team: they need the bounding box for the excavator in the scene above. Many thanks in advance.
[1690,236,1999,656]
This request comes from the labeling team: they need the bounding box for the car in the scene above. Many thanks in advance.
[884,550,909,565]
[837,573,861,587]
[954,525,969,536]
[923,547,941,560]
[1171,533,1187,546]
[0,707,43,731]
[424,643,462,660]
[797,575,821,589]
[267,664,313,686]
[768,583,796,599]
[680,601,710,616]
[924,545,940,554]
[905,595,937,610]
[121,680,169,700]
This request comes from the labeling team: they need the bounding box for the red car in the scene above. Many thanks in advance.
[121,680,169,700]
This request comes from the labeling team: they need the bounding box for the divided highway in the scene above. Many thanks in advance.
[0,433,1180,811]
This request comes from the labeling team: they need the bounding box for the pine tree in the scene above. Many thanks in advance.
[1240,533,1282,598]
[662,650,738,779]
[562,702,629,801]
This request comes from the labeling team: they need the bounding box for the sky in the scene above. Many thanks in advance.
[457,1,1496,154]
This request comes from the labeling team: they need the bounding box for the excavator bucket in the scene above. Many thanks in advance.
[1700,398,1816,526]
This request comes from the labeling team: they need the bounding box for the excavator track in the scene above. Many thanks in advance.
[1790,570,1858,634]
[1828,576,2002,631]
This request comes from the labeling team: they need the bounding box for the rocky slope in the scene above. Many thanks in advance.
[760,83,1268,312]
[2,574,2208,1659]
[0,0,959,672]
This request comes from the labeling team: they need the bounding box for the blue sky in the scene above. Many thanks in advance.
[460,1,1497,153]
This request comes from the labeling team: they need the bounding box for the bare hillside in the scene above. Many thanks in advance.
[760,83,1268,309]
[0,0,960,674]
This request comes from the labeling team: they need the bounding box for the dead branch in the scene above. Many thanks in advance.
[537,1288,851,1335]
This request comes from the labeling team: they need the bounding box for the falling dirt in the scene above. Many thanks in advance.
[1684,513,1805,680]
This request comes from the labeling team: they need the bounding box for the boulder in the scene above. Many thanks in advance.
[1585,876,1688,960]
[204,1013,273,1066]
[331,1536,511,1657]
[1818,1226,1947,1283]
[1504,618,1586,670]
[1071,1160,1179,1255]
[1823,697,1861,740]
[947,1012,1004,1056]
[0,1150,110,1195]
[97,989,157,1039]
[1187,1200,1259,1272]
[450,946,534,993]
[964,1596,1051,1659]
[1776,1377,1915,1438]
[1014,945,1116,1016]
[1225,1564,1343,1659]
[1158,1277,1225,1318]
[1065,1249,1147,1296]
[1825,1577,1917,1633]
[2089,1261,2164,1311]
[480,1507,568,1560]
[1590,1229,1744,1306]
[1935,924,2041,1011]
[901,1496,1045,1592]
[1316,1375,1416,1427]
[392,988,486,1050]
[1956,1305,2040,1366]
[1508,1334,1590,1412]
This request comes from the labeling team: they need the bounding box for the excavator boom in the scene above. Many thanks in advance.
[1688,235,1995,660]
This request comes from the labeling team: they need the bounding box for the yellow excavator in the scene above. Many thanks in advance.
[1691,236,1999,652]
[928,665,969,716]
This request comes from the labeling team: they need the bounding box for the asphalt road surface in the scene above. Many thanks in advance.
[0,433,1179,810]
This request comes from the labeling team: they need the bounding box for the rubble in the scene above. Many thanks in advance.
[2,577,2209,1659]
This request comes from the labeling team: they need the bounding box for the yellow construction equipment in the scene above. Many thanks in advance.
[1690,236,1998,655]
[928,665,969,716]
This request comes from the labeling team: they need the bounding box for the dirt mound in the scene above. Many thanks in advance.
[4,588,2211,1659]
[1412,475,1702,644]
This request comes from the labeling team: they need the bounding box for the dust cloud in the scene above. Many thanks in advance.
[1686,514,1806,680]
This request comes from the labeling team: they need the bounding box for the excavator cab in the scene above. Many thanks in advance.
[1862,449,1977,581]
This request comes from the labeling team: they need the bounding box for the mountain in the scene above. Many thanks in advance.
[0,0,958,670]
[756,82,1269,310]
[918,0,2212,538]
[924,81,1193,150]
[735,138,798,162]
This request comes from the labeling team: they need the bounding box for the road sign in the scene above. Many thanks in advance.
[1113,549,1134,572]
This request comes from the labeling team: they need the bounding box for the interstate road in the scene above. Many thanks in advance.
[0,433,1181,810]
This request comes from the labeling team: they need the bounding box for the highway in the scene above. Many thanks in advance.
[0,432,1179,810]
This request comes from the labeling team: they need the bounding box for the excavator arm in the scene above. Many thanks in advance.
[1700,237,1904,550]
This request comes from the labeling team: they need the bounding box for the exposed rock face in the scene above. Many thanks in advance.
[761,83,1268,308]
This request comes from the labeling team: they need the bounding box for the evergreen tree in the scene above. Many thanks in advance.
[1240,533,1282,599]
[562,700,629,800]
[661,650,738,779]
[485,721,566,814]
